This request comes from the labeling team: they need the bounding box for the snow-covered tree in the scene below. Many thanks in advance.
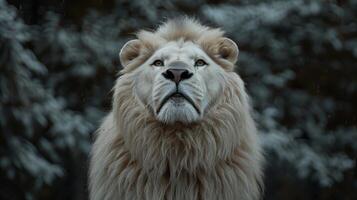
[0,1,92,199]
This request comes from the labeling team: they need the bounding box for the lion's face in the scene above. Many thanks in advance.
[119,22,239,124]
[132,41,227,124]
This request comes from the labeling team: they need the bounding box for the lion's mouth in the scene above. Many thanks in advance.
[156,92,200,114]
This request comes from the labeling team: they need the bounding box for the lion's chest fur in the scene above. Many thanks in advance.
[90,121,254,200]
[89,110,262,200]
[105,151,250,200]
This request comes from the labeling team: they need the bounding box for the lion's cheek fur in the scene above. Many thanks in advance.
[132,68,156,109]
[89,72,264,200]
[200,67,227,110]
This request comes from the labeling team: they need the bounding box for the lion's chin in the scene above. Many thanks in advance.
[155,100,201,124]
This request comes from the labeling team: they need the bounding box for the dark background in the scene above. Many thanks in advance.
[0,0,356,199]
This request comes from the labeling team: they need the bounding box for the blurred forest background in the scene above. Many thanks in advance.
[0,0,356,199]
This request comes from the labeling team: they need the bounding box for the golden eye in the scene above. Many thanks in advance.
[152,60,164,66]
[194,59,207,67]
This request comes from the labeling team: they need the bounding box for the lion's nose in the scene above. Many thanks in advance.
[162,69,193,84]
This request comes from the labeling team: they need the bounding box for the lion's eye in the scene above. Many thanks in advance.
[152,60,164,67]
[194,59,207,67]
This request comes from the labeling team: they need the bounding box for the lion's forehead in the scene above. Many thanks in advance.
[153,42,209,62]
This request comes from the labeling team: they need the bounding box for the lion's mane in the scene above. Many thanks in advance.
[89,18,264,200]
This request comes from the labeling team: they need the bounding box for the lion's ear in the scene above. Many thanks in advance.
[217,38,239,64]
[119,39,142,68]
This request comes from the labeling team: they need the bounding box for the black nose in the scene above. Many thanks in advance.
[162,69,193,84]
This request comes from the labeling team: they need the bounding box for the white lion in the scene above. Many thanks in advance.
[89,18,264,200]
